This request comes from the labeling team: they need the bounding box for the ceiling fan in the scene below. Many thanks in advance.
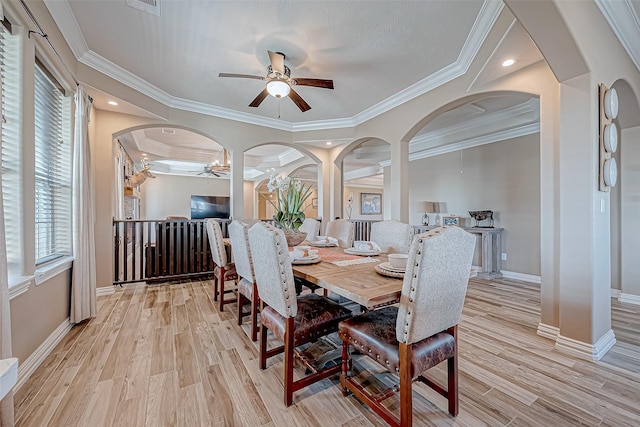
[219,51,334,112]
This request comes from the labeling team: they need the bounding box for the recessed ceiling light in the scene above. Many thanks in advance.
[502,59,515,67]
[161,128,176,135]
[326,141,332,145]
[107,100,118,106]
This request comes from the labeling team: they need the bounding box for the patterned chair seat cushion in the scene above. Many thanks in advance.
[262,293,352,346]
[238,277,253,299]
[214,263,237,281]
[339,306,455,378]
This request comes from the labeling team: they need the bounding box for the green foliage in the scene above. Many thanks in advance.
[266,175,313,230]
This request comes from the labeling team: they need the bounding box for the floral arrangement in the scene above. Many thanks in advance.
[267,174,313,230]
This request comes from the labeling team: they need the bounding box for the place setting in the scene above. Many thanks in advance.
[344,240,382,256]
[308,235,339,247]
[375,253,408,278]
[290,245,322,265]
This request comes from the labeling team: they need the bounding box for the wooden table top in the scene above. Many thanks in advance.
[291,247,403,309]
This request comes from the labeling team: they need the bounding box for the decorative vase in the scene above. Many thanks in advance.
[282,229,307,247]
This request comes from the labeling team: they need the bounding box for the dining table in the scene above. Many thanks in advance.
[290,245,404,309]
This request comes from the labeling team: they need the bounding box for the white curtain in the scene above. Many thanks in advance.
[0,1,16,421]
[70,86,97,323]
[0,184,14,425]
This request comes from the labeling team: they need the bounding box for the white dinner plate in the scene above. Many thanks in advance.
[292,255,321,265]
[309,241,337,247]
[378,262,406,273]
[344,248,381,256]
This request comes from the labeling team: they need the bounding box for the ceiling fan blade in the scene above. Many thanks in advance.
[249,88,270,108]
[288,88,311,112]
[293,78,334,89]
[268,51,285,75]
[218,73,265,80]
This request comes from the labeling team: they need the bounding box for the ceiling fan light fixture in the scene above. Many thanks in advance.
[266,80,291,98]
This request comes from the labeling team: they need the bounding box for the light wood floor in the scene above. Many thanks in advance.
[13,277,640,426]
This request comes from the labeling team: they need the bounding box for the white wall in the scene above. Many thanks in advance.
[620,126,640,298]
[140,174,230,220]
[343,186,384,221]
[408,134,541,276]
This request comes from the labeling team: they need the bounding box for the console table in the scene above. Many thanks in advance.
[413,226,503,279]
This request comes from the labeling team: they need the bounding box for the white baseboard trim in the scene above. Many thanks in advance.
[555,329,616,361]
[537,322,559,340]
[619,292,640,305]
[501,270,541,284]
[611,288,621,298]
[96,286,115,297]
[15,318,73,391]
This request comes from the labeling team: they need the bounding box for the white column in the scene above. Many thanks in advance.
[555,74,615,360]
[389,140,409,222]
[230,149,244,220]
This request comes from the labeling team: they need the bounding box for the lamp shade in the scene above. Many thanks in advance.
[419,201,436,212]
[266,80,291,98]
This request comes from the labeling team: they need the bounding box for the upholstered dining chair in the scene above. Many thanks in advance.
[298,218,321,241]
[206,219,238,312]
[339,226,475,426]
[325,218,355,248]
[248,222,353,406]
[370,219,414,254]
[228,219,261,342]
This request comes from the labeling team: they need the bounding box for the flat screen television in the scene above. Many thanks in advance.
[190,195,231,219]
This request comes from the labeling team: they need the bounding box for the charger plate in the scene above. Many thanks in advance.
[375,263,405,278]
[309,241,337,247]
[344,248,381,256]
[292,255,322,265]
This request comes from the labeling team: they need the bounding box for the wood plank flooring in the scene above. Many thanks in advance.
[13,277,640,426]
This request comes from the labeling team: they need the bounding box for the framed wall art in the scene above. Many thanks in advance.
[361,193,382,215]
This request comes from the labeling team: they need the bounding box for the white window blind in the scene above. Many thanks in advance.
[0,22,22,277]
[34,62,72,264]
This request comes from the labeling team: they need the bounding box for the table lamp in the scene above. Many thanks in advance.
[419,201,435,225]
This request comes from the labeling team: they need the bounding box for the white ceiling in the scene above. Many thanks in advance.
[48,0,489,124]
[42,0,640,185]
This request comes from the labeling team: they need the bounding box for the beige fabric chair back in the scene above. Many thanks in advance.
[370,220,413,254]
[206,219,227,267]
[248,222,298,318]
[325,219,355,248]
[298,218,320,240]
[396,226,475,345]
[228,219,260,282]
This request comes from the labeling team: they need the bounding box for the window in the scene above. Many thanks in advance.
[0,21,22,278]
[34,62,72,264]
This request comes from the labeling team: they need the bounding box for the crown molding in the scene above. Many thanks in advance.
[379,122,539,167]
[410,98,539,148]
[46,0,503,132]
[409,123,539,161]
[350,0,504,127]
[278,148,305,166]
[42,0,89,58]
[595,0,640,73]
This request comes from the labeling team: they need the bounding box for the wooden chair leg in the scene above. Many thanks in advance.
[284,317,295,407]
[448,326,459,416]
[259,306,268,370]
[213,271,219,301]
[218,266,226,312]
[237,291,245,326]
[340,341,351,396]
[250,282,259,342]
[399,342,413,427]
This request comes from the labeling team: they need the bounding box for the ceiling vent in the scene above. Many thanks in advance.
[126,0,160,16]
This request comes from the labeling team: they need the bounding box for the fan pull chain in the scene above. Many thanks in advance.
[460,150,463,174]
[278,99,281,120]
